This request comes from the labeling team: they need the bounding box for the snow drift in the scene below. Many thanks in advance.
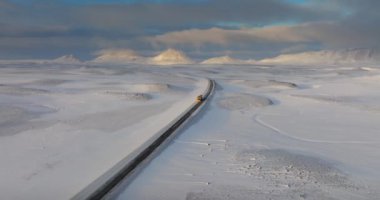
[260,48,380,65]
[231,80,298,89]
[218,93,273,110]
[130,83,171,93]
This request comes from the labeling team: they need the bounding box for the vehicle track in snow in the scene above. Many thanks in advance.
[254,113,380,144]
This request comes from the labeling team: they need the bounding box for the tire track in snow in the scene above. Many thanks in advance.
[254,114,380,144]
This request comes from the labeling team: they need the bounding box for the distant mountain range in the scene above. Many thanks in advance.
[91,48,380,65]
[260,48,380,65]
[201,56,246,65]
[93,49,142,63]
[1,48,380,66]
[54,55,81,63]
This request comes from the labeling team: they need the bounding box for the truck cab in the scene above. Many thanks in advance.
[196,95,203,102]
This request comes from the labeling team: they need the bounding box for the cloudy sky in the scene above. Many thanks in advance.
[0,0,379,59]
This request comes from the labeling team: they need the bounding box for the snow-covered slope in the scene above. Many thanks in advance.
[260,49,380,65]
[201,56,245,65]
[93,49,142,63]
[151,49,193,65]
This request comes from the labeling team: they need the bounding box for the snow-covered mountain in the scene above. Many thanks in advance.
[92,48,193,65]
[151,49,193,65]
[54,55,81,63]
[260,49,380,65]
[0,55,82,64]
[201,56,245,65]
[93,49,142,63]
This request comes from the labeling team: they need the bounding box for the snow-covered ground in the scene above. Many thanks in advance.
[0,63,207,199]
[111,64,380,200]
[1,61,380,200]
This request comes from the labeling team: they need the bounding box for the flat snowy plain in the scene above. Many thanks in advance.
[1,61,380,200]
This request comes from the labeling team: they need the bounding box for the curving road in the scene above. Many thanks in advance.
[72,79,215,200]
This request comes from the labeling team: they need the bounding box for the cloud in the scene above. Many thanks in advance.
[1,0,342,36]
[147,18,380,51]
[72,0,339,30]
[0,0,379,59]
[147,25,313,47]
[0,24,72,38]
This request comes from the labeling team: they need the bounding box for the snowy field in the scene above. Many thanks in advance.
[1,61,380,200]
[112,64,380,200]
[0,62,206,199]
